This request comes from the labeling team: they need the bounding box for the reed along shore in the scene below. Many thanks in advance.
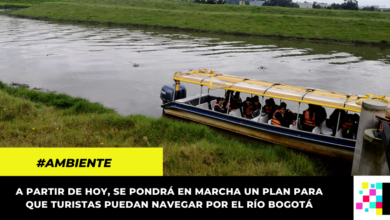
[2,0,390,46]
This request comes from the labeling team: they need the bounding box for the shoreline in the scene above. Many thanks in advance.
[4,1,389,48]
[9,13,389,48]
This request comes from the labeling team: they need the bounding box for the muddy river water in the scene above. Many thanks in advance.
[1,9,389,117]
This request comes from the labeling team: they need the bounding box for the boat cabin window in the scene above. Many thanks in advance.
[180,83,359,140]
[285,100,360,140]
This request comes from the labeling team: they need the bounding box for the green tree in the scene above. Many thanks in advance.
[330,3,343,9]
[291,2,299,8]
[342,0,358,10]
[312,1,322,9]
[361,6,377,11]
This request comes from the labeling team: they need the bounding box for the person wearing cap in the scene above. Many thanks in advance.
[214,97,230,113]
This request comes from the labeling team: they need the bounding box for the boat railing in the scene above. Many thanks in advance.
[180,95,355,141]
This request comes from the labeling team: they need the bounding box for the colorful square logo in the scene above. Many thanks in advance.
[354,176,390,220]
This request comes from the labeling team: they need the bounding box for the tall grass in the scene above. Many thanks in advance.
[0,83,330,176]
[0,82,114,115]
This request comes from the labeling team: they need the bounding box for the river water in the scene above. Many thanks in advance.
[1,9,390,117]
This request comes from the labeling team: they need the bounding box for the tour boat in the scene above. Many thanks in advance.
[160,69,390,161]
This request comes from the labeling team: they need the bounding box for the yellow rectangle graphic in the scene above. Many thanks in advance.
[0,148,162,176]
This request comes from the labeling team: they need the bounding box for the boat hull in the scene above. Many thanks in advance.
[162,102,355,161]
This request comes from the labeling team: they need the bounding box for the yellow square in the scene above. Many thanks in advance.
[376,209,382,215]
[362,182,369,189]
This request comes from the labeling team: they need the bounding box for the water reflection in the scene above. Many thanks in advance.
[0,10,389,117]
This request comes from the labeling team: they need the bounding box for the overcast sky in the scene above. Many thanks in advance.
[309,0,389,7]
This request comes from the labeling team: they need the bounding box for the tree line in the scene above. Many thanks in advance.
[260,0,359,10]
[193,0,387,11]
[194,0,225,4]
[313,0,358,10]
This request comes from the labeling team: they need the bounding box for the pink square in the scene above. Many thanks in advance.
[356,203,363,209]
[377,202,382,208]
[370,189,376,196]
[363,195,370,202]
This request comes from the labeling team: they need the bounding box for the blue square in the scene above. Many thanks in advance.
[365,208,369,212]
[359,190,363,194]
[377,196,382,202]
[371,184,375,188]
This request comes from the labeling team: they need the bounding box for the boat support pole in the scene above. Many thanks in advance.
[352,101,387,175]
[198,85,203,105]
[258,96,265,123]
[336,111,341,137]
[296,102,301,124]
[208,88,211,110]
[227,92,232,115]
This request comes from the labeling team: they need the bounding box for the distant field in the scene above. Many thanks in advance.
[3,0,390,44]
[0,2,31,7]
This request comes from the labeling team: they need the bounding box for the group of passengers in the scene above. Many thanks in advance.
[213,93,358,139]
[214,91,236,114]
[300,104,327,132]
[259,98,296,127]
[300,104,359,139]
[243,95,261,119]
[214,91,260,119]
[271,102,297,127]
[329,109,360,139]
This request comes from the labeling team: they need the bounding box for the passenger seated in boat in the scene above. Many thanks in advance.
[251,96,261,118]
[315,105,327,127]
[338,113,359,139]
[300,104,317,132]
[214,97,230,113]
[231,92,243,116]
[261,98,277,119]
[243,97,254,119]
[339,114,359,139]
[272,105,296,127]
[230,93,242,110]
[280,102,296,125]
[329,109,347,136]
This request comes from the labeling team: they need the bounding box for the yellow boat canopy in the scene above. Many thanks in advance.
[173,69,390,113]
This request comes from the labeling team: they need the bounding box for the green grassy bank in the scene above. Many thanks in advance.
[2,0,390,46]
[0,82,331,176]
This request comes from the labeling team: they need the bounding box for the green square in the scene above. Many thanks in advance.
[376,183,382,189]
[359,190,363,194]
[370,202,376,209]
